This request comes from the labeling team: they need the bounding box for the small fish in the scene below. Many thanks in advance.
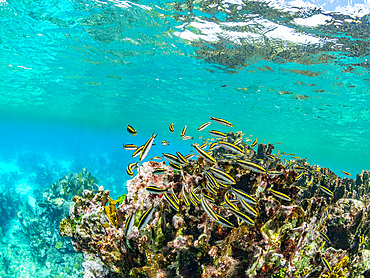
[205,171,218,194]
[267,170,284,177]
[209,130,228,139]
[170,188,179,204]
[126,162,137,177]
[251,138,257,147]
[240,198,258,217]
[208,167,236,185]
[152,168,167,175]
[169,122,174,133]
[163,153,182,165]
[138,204,157,230]
[192,143,217,164]
[163,192,179,211]
[181,184,191,207]
[224,191,239,211]
[200,142,208,150]
[281,152,287,155]
[288,153,295,156]
[268,189,292,202]
[162,140,170,146]
[231,187,257,205]
[212,141,244,155]
[236,160,266,174]
[228,206,255,225]
[188,189,198,206]
[124,211,136,237]
[132,145,144,158]
[127,125,137,136]
[295,172,304,181]
[203,194,215,203]
[318,230,331,243]
[234,137,243,146]
[198,122,211,131]
[176,150,188,165]
[123,144,138,150]
[150,156,162,161]
[321,257,332,273]
[307,176,314,186]
[294,166,307,172]
[140,133,157,161]
[182,136,194,140]
[180,125,187,138]
[319,185,334,196]
[184,153,195,160]
[190,185,201,204]
[217,181,228,188]
[342,171,351,176]
[169,161,182,171]
[209,117,233,127]
[325,207,330,219]
[200,195,219,222]
[146,185,169,194]
[266,155,275,161]
[214,211,235,228]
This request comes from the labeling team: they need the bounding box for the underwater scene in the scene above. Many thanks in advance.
[1,0,370,277]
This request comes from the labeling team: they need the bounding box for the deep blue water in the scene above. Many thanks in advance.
[0,0,369,276]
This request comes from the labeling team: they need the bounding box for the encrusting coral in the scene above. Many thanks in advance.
[60,131,370,278]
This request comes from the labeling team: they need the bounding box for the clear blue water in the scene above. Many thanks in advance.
[0,0,369,276]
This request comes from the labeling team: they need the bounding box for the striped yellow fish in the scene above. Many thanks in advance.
[236,160,266,174]
[198,122,211,131]
[209,117,233,127]
[169,122,174,132]
[127,125,137,136]
[251,138,257,147]
[192,143,217,164]
[138,204,157,230]
[124,211,136,237]
[180,125,187,137]
[140,133,157,161]
[209,130,227,139]
[268,189,291,202]
[123,144,138,150]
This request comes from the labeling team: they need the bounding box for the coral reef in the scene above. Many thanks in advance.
[0,168,100,277]
[60,133,370,278]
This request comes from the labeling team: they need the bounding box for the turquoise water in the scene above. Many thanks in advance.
[0,0,369,276]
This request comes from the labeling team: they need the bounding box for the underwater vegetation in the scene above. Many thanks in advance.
[0,168,100,277]
[59,120,370,278]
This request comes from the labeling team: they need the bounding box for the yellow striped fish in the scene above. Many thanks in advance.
[236,160,266,174]
[169,122,174,132]
[198,122,211,131]
[209,130,227,139]
[140,133,157,161]
[123,144,138,150]
[138,204,157,230]
[268,189,291,202]
[127,125,137,136]
[192,143,217,164]
[209,117,233,127]
[228,206,255,225]
[251,138,257,147]
[180,125,187,137]
[124,211,136,237]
